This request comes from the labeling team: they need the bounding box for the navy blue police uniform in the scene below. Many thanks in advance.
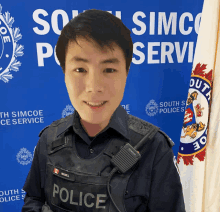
[22,105,186,212]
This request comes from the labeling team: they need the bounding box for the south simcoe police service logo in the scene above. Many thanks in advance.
[16,148,33,165]
[145,100,158,117]
[177,63,213,166]
[0,4,24,83]
[62,104,74,118]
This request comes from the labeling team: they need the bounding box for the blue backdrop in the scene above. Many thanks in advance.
[0,0,204,210]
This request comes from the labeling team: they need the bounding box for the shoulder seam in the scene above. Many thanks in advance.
[158,130,175,147]
[38,125,49,137]
[128,114,159,136]
[51,114,73,127]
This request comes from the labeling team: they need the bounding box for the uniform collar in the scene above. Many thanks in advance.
[55,113,74,138]
[56,105,130,143]
[107,105,130,140]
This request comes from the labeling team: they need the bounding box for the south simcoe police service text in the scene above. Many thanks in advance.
[0,110,44,125]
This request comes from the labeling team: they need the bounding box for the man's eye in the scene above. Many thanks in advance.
[74,68,116,73]
[75,68,86,73]
[105,69,116,73]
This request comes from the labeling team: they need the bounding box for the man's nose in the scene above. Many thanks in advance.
[85,72,104,93]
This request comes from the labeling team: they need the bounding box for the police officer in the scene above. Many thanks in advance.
[22,9,186,212]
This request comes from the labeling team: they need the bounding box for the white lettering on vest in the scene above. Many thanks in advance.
[52,184,107,209]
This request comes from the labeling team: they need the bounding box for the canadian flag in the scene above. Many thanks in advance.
[177,0,220,211]
[53,168,59,174]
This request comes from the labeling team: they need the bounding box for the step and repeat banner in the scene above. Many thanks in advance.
[0,0,204,210]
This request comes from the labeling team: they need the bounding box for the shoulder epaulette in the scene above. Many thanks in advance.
[128,114,159,136]
[51,114,73,127]
[159,130,175,148]
[39,114,74,137]
[51,118,65,127]
[128,114,174,148]
[38,125,50,137]
[38,118,64,137]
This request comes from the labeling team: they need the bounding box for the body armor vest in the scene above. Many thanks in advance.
[43,115,161,212]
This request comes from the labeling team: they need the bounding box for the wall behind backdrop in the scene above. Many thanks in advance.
[0,0,204,210]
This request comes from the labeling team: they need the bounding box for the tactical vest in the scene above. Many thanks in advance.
[42,115,173,212]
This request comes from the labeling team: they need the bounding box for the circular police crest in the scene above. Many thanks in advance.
[145,100,158,117]
[16,148,33,165]
[177,63,213,165]
[62,104,74,118]
[0,4,24,83]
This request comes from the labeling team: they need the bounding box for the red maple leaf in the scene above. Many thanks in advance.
[195,148,206,161]
[177,154,182,164]
[177,154,194,165]
[204,70,213,84]
[192,63,207,76]
[183,155,194,165]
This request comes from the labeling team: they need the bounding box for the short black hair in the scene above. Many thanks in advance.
[56,9,133,75]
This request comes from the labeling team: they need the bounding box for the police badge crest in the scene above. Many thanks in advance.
[62,104,74,118]
[177,63,213,165]
[145,100,158,117]
[0,4,24,83]
[16,148,33,165]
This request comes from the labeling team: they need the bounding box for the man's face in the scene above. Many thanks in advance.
[65,37,127,132]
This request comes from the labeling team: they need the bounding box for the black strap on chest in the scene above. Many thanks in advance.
[101,126,159,212]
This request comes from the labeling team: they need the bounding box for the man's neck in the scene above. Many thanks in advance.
[80,119,109,137]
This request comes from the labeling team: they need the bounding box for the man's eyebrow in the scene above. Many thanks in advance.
[71,56,120,64]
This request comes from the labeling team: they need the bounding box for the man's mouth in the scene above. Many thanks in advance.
[84,101,107,107]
